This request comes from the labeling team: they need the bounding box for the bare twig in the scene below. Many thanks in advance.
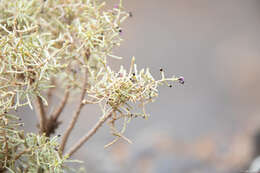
[51,89,70,121]
[45,89,70,136]
[34,96,47,134]
[59,69,88,154]
[3,130,8,164]
[46,78,56,110]
[66,110,114,157]
[14,148,31,160]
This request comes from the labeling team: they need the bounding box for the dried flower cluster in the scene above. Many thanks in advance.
[0,0,183,172]
[84,57,183,147]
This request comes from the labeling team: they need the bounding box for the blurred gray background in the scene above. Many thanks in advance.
[21,0,260,172]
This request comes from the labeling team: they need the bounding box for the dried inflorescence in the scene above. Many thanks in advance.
[84,57,183,146]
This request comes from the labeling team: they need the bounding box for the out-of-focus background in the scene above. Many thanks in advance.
[21,0,260,172]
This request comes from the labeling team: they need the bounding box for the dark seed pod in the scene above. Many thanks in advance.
[178,77,184,84]
[129,12,133,17]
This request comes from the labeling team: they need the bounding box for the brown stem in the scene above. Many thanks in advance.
[59,69,88,154]
[66,110,113,157]
[45,90,70,136]
[3,130,8,163]
[34,96,47,134]
[51,89,70,121]
[14,148,31,160]
[46,78,56,111]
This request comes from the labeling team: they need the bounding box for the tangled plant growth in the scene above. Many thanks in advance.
[0,0,184,172]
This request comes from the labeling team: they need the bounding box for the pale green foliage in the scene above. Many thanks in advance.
[0,0,128,114]
[0,0,182,172]
[0,114,67,172]
[0,0,133,171]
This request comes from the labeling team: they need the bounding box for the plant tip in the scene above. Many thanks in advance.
[178,76,184,84]
[129,12,133,17]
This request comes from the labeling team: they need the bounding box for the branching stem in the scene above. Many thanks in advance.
[67,110,113,157]
[14,148,31,160]
[34,96,47,134]
[51,89,70,121]
[45,89,70,136]
[59,69,88,154]
[46,78,56,111]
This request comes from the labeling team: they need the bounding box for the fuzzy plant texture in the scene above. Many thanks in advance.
[0,0,184,172]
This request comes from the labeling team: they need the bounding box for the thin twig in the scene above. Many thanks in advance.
[66,110,114,157]
[45,89,70,136]
[59,69,88,154]
[14,148,31,160]
[46,78,56,111]
[50,89,70,121]
[34,96,47,134]
[3,130,8,164]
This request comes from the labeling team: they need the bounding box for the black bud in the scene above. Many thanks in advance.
[178,77,184,84]
[160,68,163,72]
[129,12,133,17]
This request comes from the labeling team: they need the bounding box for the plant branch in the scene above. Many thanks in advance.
[14,148,31,160]
[34,96,47,134]
[45,89,70,137]
[46,78,56,111]
[59,69,88,154]
[51,89,70,121]
[66,110,114,157]
[3,130,8,164]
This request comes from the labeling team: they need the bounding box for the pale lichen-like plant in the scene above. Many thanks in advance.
[0,0,184,172]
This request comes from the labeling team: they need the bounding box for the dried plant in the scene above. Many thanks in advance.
[0,0,184,172]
